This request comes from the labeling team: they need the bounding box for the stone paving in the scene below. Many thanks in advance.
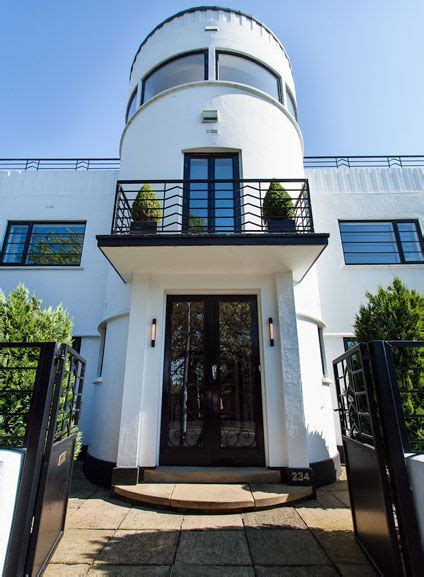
[46,467,376,576]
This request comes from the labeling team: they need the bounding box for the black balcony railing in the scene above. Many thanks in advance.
[111,179,314,236]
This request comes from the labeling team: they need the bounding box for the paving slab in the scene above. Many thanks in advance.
[44,564,91,576]
[89,565,171,576]
[326,480,349,491]
[175,530,252,565]
[246,528,331,566]
[182,513,244,530]
[66,505,130,529]
[96,530,179,565]
[312,530,370,564]
[255,567,338,576]
[114,483,175,507]
[297,490,347,510]
[242,507,307,530]
[337,563,377,576]
[81,490,132,508]
[296,508,353,532]
[331,491,351,508]
[50,530,114,564]
[120,507,183,530]
[173,566,255,576]
[250,484,312,507]
[171,483,254,511]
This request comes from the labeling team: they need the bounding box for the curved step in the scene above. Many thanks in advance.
[113,483,313,512]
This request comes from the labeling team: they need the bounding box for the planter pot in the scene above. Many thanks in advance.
[130,221,158,234]
[267,218,296,233]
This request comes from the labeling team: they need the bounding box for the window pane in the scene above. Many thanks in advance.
[27,224,85,265]
[397,222,424,262]
[340,222,400,264]
[2,224,29,263]
[218,53,280,101]
[126,88,138,122]
[143,53,205,104]
[286,88,297,119]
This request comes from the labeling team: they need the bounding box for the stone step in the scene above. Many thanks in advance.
[113,482,313,512]
[142,466,281,484]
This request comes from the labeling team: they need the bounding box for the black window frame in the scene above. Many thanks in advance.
[285,84,297,120]
[125,86,138,123]
[317,326,328,377]
[141,49,209,105]
[216,50,283,103]
[343,337,357,352]
[0,221,86,267]
[339,219,424,265]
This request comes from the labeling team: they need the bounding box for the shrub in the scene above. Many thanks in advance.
[262,180,295,222]
[354,277,424,449]
[0,283,83,458]
[131,184,162,222]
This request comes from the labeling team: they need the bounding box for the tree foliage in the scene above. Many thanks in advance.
[354,277,424,449]
[0,284,82,457]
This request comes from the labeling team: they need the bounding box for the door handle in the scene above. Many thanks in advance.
[212,364,218,380]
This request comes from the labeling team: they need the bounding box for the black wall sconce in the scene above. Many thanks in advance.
[268,317,275,347]
[151,319,157,347]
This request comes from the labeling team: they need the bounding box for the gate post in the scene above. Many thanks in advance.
[368,341,423,575]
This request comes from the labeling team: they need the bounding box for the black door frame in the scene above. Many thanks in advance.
[183,153,241,233]
[160,294,265,466]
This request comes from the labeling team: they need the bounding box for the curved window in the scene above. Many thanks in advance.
[286,86,297,120]
[216,52,281,102]
[126,87,138,122]
[142,51,208,104]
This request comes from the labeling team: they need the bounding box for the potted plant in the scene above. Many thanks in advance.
[262,180,296,232]
[130,183,162,233]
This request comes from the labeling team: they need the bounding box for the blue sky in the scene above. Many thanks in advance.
[0,1,422,157]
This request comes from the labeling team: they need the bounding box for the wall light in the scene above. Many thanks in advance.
[268,317,275,347]
[151,319,157,348]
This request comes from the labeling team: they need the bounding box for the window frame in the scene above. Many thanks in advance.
[125,86,138,123]
[0,220,86,267]
[216,50,283,103]
[317,326,328,377]
[141,49,209,105]
[339,219,424,265]
[343,337,357,352]
[285,84,297,120]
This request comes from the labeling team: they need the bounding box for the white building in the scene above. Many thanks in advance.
[1,7,423,489]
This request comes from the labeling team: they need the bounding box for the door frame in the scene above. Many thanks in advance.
[159,294,265,466]
[182,153,241,233]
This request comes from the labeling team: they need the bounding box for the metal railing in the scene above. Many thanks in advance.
[111,179,314,236]
[304,155,424,168]
[0,158,120,171]
[0,156,423,172]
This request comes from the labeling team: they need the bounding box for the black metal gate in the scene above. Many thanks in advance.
[0,342,85,577]
[333,341,423,576]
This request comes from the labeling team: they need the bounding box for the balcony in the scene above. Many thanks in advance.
[97,179,328,282]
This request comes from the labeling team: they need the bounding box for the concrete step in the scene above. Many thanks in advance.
[113,482,313,512]
[143,466,281,484]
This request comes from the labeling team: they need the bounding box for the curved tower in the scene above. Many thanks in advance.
[91,6,337,488]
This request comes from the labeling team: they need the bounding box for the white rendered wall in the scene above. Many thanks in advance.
[0,449,24,574]
[308,167,424,445]
[0,170,119,445]
[406,453,424,549]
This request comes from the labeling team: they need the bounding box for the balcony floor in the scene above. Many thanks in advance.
[97,232,329,283]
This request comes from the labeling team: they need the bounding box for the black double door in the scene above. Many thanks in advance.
[160,295,265,466]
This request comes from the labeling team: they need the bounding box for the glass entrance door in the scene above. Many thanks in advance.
[160,295,264,466]
[183,153,240,233]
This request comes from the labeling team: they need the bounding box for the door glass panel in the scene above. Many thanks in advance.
[219,301,258,448]
[214,158,236,232]
[187,159,208,233]
[167,300,206,448]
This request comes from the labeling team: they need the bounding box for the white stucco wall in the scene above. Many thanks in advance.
[406,453,424,549]
[0,449,24,574]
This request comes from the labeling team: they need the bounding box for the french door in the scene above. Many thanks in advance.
[160,295,264,466]
[183,153,240,233]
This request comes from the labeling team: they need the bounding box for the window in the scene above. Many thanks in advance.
[317,327,328,376]
[72,336,82,354]
[285,86,297,119]
[339,220,424,264]
[343,338,357,351]
[126,87,138,122]
[97,325,107,377]
[217,52,281,102]
[142,51,207,104]
[1,222,86,266]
